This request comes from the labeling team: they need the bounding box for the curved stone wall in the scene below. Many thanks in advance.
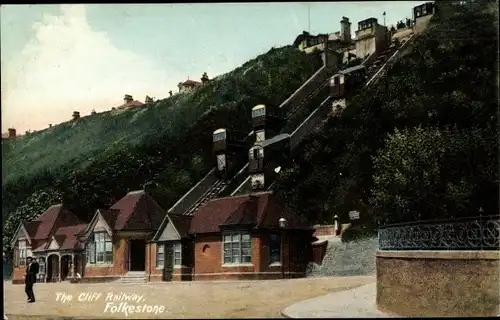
[376,250,500,317]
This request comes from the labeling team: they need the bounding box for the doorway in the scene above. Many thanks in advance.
[128,239,146,271]
[163,244,174,281]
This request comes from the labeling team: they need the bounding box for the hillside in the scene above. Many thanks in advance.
[2,46,322,252]
[274,1,498,226]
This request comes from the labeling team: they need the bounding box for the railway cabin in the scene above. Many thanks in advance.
[248,133,290,190]
[329,65,367,100]
[213,128,247,179]
[251,104,285,144]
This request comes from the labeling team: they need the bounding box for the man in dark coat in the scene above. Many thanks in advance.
[25,256,39,303]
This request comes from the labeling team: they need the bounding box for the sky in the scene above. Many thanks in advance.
[1,2,422,133]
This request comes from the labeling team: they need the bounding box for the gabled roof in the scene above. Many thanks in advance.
[11,204,86,252]
[116,100,144,110]
[33,204,83,239]
[31,240,48,252]
[178,79,202,87]
[56,224,87,250]
[169,214,192,238]
[98,209,121,230]
[109,190,166,231]
[44,235,64,250]
[189,192,310,234]
[153,214,192,241]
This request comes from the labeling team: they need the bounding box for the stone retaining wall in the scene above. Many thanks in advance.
[376,250,500,317]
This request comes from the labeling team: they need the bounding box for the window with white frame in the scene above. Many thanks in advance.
[86,232,112,264]
[223,233,252,264]
[173,242,182,266]
[252,107,266,118]
[156,244,164,268]
[18,240,27,265]
[255,130,265,142]
[269,233,281,265]
[213,131,226,142]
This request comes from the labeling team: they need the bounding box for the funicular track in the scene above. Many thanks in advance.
[169,34,418,214]
[167,65,338,216]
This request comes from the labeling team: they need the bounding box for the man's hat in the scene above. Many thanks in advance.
[26,256,33,260]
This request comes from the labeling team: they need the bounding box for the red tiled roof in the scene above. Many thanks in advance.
[110,190,166,231]
[33,204,82,239]
[97,209,121,230]
[23,221,42,239]
[18,204,85,252]
[31,240,47,252]
[189,192,310,234]
[179,79,201,87]
[58,224,86,249]
[116,100,144,110]
[169,214,193,238]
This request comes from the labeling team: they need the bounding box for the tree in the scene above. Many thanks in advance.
[3,188,63,255]
[370,126,446,225]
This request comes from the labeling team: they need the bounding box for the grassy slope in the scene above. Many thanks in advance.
[2,46,323,251]
[2,46,322,186]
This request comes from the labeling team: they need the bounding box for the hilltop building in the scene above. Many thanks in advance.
[1,128,18,141]
[72,111,81,121]
[178,73,209,93]
[354,17,389,60]
[413,2,436,34]
[115,95,144,110]
[297,17,353,53]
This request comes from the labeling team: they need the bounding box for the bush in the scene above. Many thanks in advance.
[341,224,376,243]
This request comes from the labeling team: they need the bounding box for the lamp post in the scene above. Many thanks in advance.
[279,217,287,279]
[334,215,339,236]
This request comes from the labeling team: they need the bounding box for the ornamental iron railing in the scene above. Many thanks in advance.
[378,215,500,251]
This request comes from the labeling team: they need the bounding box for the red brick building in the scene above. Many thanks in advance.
[185,191,314,280]
[10,190,164,284]
[11,190,315,284]
[10,204,86,284]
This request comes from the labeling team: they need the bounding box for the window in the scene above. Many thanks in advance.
[18,240,27,265]
[223,233,251,264]
[334,76,340,85]
[249,147,263,160]
[269,233,281,265]
[86,232,112,264]
[213,131,226,142]
[216,154,226,171]
[173,243,182,266]
[422,6,427,14]
[255,130,265,142]
[252,107,265,118]
[38,257,46,274]
[251,174,265,190]
[156,244,164,268]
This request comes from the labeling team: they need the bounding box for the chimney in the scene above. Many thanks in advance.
[49,124,52,128]
[201,72,209,85]
[340,16,352,43]
[8,128,16,138]
[72,111,80,121]
[145,96,153,104]
[124,94,133,104]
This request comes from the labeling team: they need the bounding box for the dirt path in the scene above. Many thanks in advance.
[4,276,375,319]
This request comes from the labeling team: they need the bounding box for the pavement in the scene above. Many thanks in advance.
[281,282,398,318]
